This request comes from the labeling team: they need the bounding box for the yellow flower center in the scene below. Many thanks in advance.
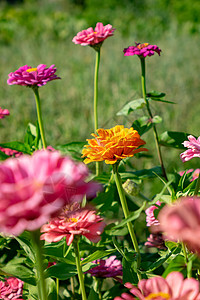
[26,68,38,73]
[66,217,78,223]
[137,43,149,49]
[145,292,170,300]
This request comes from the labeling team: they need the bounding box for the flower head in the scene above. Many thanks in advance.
[72,22,115,47]
[180,135,200,162]
[115,272,200,300]
[145,233,167,250]
[40,205,106,245]
[86,256,122,279]
[0,107,10,119]
[0,150,100,236]
[82,125,147,165]
[0,277,24,299]
[158,197,200,255]
[7,64,61,87]
[145,201,161,227]
[123,43,161,58]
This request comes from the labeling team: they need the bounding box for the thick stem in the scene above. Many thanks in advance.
[33,87,47,149]
[140,57,168,181]
[73,237,87,300]
[112,164,141,281]
[182,243,192,278]
[94,49,101,176]
[194,173,200,196]
[30,230,47,300]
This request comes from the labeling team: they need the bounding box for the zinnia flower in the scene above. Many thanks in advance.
[158,197,200,254]
[0,150,100,236]
[180,135,200,162]
[0,146,22,158]
[123,43,161,58]
[145,201,161,227]
[86,256,122,279]
[82,125,147,165]
[40,205,106,245]
[145,233,167,250]
[0,107,10,119]
[115,271,200,300]
[7,64,60,87]
[72,22,115,47]
[0,277,24,299]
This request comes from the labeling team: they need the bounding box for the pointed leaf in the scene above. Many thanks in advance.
[117,98,146,116]
[0,141,31,154]
[159,131,196,149]
[81,249,116,265]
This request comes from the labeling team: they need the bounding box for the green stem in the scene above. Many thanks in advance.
[112,163,141,281]
[30,230,47,300]
[73,237,87,300]
[56,278,59,300]
[33,87,47,149]
[140,57,168,181]
[194,172,200,196]
[94,49,101,176]
[182,243,192,278]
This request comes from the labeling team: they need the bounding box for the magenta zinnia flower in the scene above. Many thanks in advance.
[115,272,200,300]
[158,197,200,255]
[180,135,200,162]
[123,43,161,58]
[0,277,24,299]
[0,150,100,236]
[145,233,167,250]
[145,201,161,227]
[41,205,106,245]
[72,22,115,46]
[7,64,60,87]
[0,107,10,119]
[86,255,122,279]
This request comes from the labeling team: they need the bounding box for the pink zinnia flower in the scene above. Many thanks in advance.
[123,42,161,58]
[72,22,115,46]
[0,107,10,119]
[158,197,200,255]
[145,201,161,227]
[41,205,106,245]
[0,146,22,158]
[115,272,200,300]
[0,277,24,299]
[86,255,122,279]
[7,64,61,87]
[0,150,100,236]
[180,135,200,162]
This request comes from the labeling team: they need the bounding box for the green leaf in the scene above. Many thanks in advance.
[132,116,152,136]
[81,249,116,265]
[147,91,166,98]
[0,150,9,160]
[43,241,75,264]
[162,255,186,277]
[151,115,162,124]
[122,252,138,284]
[159,131,195,149]
[149,98,175,104]
[56,142,85,160]
[88,287,99,300]
[117,98,146,116]
[44,262,77,280]
[0,141,32,154]
[15,232,35,263]
[120,166,163,180]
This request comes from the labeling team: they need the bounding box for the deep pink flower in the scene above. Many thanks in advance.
[40,205,106,245]
[115,272,200,300]
[0,150,100,236]
[0,107,10,119]
[145,233,167,250]
[180,135,200,162]
[86,255,122,279]
[0,277,24,299]
[72,22,115,46]
[158,197,200,255]
[7,64,61,87]
[145,201,161,227]
[123,43,161,58]
[0,146,22,158]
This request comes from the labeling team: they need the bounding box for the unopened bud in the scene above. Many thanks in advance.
[122,179,140,196]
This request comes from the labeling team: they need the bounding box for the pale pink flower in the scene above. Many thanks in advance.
[123,43,161,58]
[115,272,200,300]
[0,277,24,299]
[40,205,106,245]
[86,255,122,279]
[158,197,200,254]
[0,150,100,236]
[0,107,10,119]
[145,201,161,227]
[180,135,200,162]
[7,64,60,87]
[72,22,115,46]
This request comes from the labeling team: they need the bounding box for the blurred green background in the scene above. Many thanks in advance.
[1,0,200,172]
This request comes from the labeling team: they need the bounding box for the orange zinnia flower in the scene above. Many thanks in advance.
[82,125,147,165]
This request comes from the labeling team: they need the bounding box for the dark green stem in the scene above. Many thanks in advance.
[73,237,87,300]
[140,57,168,181]
[112,163,141,281]
[33,87,47,149]
[94,49,101,176]
[194,172,200,196]
[30,230,47,300]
